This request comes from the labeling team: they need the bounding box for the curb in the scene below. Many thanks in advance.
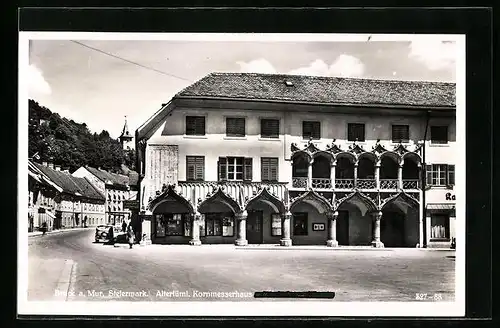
[53,259,75,301]
[28,227,93,238]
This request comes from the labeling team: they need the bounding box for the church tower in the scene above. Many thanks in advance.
[119,116,134,150]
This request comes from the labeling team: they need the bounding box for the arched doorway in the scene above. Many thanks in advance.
[289,190,332,245]
[150,185,195,244]
[245,188,286,244]
[381,193,420,247]
[336,192,377,246]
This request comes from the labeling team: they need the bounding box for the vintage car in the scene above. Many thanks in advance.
[95,225,121,243]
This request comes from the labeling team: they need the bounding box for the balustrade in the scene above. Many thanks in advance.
[311,178,332,189]
[402,179,419,189]
[380,179,398,189]
[292,177,308,189]
[356,179,376,189]
[335,179,355,189]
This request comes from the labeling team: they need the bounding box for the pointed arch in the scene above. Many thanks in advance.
[290,189,333,214]
[335,191,378,215]
[381,191,419,211]
[291,150,313,162]
[246,187,286,213]
[357,151,378,163]
[312,150,335,165]
[402,152,422,166]
[197,186,242,214]
[334,151,357,164]
[149,184,195,213]
[379,151,402,163]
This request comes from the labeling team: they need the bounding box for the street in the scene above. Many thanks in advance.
[28,229,456,302]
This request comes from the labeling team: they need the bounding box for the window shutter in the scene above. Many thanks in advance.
[195,157,204,181]
[186,157,196,181]
[270,158,278,181]
[426,164,432,185]
[447,165,455,185]
[244,158,253,181]
[218,157,227,181]
[261,158,270,181]
[392,125,409,142]
[261,119,279,138]
[227,118,245,137]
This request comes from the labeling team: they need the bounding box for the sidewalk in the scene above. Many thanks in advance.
[28,227,93,238]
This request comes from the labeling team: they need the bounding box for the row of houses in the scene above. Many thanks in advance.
[28,160,138,233]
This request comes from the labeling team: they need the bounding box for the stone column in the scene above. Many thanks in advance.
[330,161,336,189]
[234,210,248,246]
[398,162,404,189]
[307,158,314,188]
[371,211,384,248]
[280,211,292,246]
[189,213,202,245]
[354,161,359,188]
[418,190,424,248]
[375,161,381,189]
[326,211,339,247]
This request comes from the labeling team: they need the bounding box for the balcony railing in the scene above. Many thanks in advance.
[292,177,308,188]
[402,179,419,189]
[177,180,288,205]
[335,179,355,189]
[356,179,376,189]
[380,179,398,189]
[311,178,332,189]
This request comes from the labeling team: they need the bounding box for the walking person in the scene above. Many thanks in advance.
[127,224,135,249]
[122,220,127,232]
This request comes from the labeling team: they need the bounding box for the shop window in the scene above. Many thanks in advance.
[199,215,206,237]
[293,213,308,236]
[155,214,166,237]
[271,214,282,236]
[164,214,184,236]
[431,214,450,239]
[222,216,234,236]
[183,216,191,237]
[205,213,222,236]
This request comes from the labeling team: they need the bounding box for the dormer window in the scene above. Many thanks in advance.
[285,81,294,87]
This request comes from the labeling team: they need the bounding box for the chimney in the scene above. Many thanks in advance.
[48,163,54,169]
[42,161,48,167]
[55,165,61,171]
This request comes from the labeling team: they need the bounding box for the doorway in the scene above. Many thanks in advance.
[246,210,263,244]
[381,210,406,247]
[336,210,349,245]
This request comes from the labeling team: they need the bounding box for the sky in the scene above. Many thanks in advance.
[28,36,458,140]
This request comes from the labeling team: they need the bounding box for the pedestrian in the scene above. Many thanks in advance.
[127,224,135,249]
[41,221,47,235]
[122,220,127,232]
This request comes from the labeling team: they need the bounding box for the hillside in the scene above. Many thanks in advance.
[28,99,136,174]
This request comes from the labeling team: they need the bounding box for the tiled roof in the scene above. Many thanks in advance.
[32,162,105,201]
[86,166,130,187]
[176,73,456,108]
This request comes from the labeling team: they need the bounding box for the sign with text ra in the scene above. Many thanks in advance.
[123,200,140,209]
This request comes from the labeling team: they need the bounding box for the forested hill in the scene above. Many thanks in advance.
[28,99,136,174]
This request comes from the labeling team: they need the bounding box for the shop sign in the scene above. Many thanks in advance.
[445,193,456,201]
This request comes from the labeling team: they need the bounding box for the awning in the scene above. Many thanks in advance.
[426,203,455,210]
[45,211,56,219]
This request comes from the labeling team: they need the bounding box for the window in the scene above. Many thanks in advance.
[186,156,205,181]
[392,125,410,143]
[293,213,308,236]
[218,157,252,181]
[226,117,246,137]
[430,126,448,144]
[431,214,450,239]
[271,214,282,236]
[261,157,279,181]
[261,119,280,138]
[302,121,321,140]
[426,164,455,186]
[222,216,234,236]
[183,216,191,237]
[348,123,365,142]
[186,116,206,136]
[155,214,188,237]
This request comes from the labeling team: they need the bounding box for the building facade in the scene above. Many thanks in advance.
[28,161,106,231]
[72,166,136,227]
[135,73,457,248]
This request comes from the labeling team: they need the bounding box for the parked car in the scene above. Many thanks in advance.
[95,225,121,243]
